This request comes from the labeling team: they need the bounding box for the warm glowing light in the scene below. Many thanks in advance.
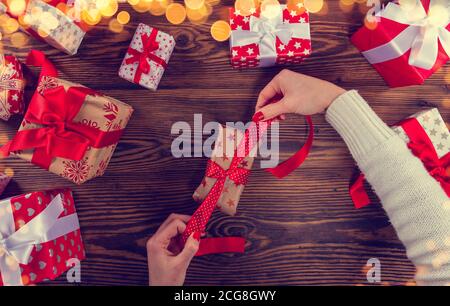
[304,0,324,13]
[117,10,131,24]
[287,0,306,14]
[10,31,28,47]
[261,0,281,19]
[166,3,187,25]
[108,18,123,33]
[210,20,231,41]
[185,0,205,10]
[234,0,257,17]
[7,0,26,17]
[100,0,119,17]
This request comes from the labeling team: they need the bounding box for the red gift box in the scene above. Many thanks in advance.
[351,0,450,87]
[0,189,85,286]
[0,54,25,121]
[229,4,311,68]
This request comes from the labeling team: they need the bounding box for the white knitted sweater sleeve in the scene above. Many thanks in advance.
[325,90,450,286]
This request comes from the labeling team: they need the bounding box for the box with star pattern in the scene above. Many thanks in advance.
[392,108,449,159]
[17,0,85,55]
[229,3,311,69]
[193,125,255,216]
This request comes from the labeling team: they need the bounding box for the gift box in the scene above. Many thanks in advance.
[351,0,450,88]
[229,4,311,69]
[0,189,85,286]
[0,51,134,184]
[119,23,175,91]
[0,54,25,121]
[5,0,85,55]
[193,125,256,216]
[350,108,450,208]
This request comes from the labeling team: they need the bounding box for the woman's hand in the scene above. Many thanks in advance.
[147,214,200,286]
[253,69,346,121]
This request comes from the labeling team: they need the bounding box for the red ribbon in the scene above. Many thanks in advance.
[0,50,124,170]
[125,29,167,84]
[350,117,450,209]
[183,117,314,256]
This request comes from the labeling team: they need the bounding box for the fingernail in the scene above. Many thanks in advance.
[252,111,264,122]
[193,231,201,242]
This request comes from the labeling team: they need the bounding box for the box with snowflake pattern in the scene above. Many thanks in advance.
[119,23,175,91]
[229,3,311,69]
[192,124,255,216]
[0,54,25,121]
[5,75,134,184]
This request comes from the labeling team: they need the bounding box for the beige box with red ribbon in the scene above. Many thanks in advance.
[119,23,175,91]
[193,125,256,216]
[0,51,134,185]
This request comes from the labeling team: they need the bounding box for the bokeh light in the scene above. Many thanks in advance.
[166,3,187,25]
[211,20,231,41]
[304,0,324,13]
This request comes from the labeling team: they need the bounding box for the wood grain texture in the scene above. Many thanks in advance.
[1,0,449,286]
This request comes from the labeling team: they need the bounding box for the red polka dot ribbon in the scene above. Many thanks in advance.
[183,116,314,256]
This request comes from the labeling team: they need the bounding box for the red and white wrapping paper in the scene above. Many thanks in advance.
[0,54,25,121]
[351,0,450,87]
[229,4,311,68]
[119,23,175,91]
[0,189,85,286]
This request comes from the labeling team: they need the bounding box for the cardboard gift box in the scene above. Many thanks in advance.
[351,0,450,87]
[193,124,256,216]
[119,23,175,91]
[0,54,25,121]
[229,3,311,69]
[0,51,134,184]
[0,189,85,286]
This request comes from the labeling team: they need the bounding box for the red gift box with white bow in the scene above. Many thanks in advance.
[351,0,450,88]
[0,189,85,286]
[229,4,312,69]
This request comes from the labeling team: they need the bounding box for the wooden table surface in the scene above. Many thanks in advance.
[1,0,449,286]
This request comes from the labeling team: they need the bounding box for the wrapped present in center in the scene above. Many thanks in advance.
[0,54,25,121]
[0,189,85,286]
[229,4,311,69]
[193,125,257,216]
[3,0,86,55]
[351,0,450,87]
[0,51,134,184]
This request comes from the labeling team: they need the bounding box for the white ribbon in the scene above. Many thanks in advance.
[231,5,311,67]
[362,0,450,70]
[0,194,80,286]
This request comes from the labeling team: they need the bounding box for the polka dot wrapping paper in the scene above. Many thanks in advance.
[119,23,175,91]
[193,125,256,216]
[229,4,312,69]
[0,189,85,286]
[0,54,25,121]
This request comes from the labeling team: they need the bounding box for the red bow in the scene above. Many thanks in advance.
[350,117,450,209]
[125,29,167,84]
[0,50,124,170]
[205,159,251,186]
